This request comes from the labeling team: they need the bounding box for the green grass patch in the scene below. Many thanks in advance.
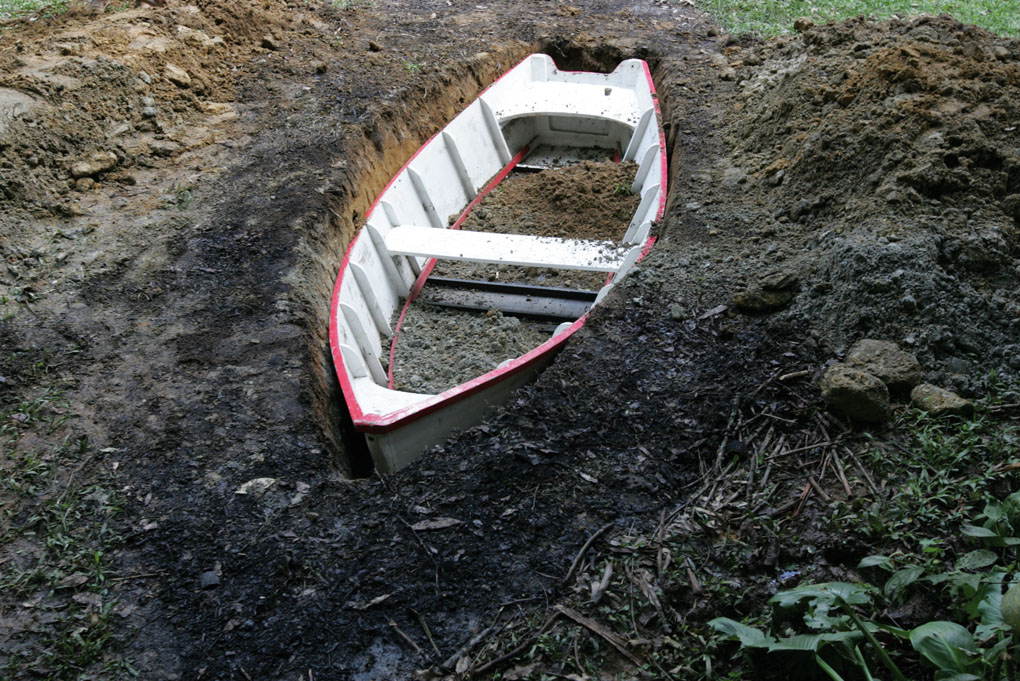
[1,344,130,679]
[695,0,1020,37]
[0,0,70,21]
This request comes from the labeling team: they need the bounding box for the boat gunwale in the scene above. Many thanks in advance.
[328,55,667,435]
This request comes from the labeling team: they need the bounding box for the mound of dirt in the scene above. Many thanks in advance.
[651,14,1020,395]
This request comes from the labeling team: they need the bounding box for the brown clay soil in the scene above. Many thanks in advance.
[434,159,639,288]
[1,1,1019,679]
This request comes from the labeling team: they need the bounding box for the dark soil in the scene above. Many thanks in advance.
[1,1,1018,680]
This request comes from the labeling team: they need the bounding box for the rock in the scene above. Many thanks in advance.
[733,270,798,314]
[235,477,277,497]
[910,383,974,418]
[70,151,118,178]
[759,271,798,291]
[723,166,747,186]
[148,139,181,157]
[261,35,279,50]
[732,288,794,313]
[368,39,383,52]
[199,571,220,589]
[75,177,95,191]
[165,63,192,88]
[819,364,889,423]
[793,17,814,32]
[1002,194,1020,222]
[845,339,921,394]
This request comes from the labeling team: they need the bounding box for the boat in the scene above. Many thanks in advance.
[329,54,667,472]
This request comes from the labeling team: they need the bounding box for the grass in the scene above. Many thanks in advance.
[1,344,130,679]
[696,0,1020,37]
[0,0,68,20]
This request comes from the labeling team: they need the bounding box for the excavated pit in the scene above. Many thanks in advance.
[296,42,665,475]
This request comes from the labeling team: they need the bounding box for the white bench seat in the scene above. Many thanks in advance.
[383,225,631,272]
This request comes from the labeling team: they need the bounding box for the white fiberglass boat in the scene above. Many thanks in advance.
[329,54,666,472]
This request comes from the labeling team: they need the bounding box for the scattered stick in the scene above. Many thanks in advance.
[656,510,667,583]
[389,620,425,658]
[440,610,503,672]
[764,441,834,461]
[110,571,165,582]
[830,451,854,497]
[56,450,99,506]
[684,557,702,595]
[779,369,811,381]
[563,523,614,586]
[554,604,643,666]
[397,517,441,593]
[807,475,831,503]
[592,562,613,604]
[713,399,741,472]
[792,481,813,518]
[843,446,880,496]
[409,608,441,659]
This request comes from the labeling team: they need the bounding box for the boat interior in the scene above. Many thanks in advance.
[332,54,664,414]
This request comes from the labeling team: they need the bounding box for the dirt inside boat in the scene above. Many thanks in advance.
[1,0,1019,678]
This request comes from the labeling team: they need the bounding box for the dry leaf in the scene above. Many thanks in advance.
[410,517,461,531]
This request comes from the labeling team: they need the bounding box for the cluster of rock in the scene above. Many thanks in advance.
[819,339,974,423]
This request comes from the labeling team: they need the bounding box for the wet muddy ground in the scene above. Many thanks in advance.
[1,0,1019,679]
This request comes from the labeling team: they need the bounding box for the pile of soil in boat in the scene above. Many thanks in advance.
[391,159,639,393]
[390,308,550,393]
[434,158,639,289]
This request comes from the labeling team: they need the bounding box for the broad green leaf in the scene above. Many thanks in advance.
[961,525,998,538]
[766,631,862,653]
[909,622,978,673]
[982,502,1005,524]
[961,525,1020,547]
[949,572,982,599]
[770,582,875,609]
[884,566,924,601]
[858,555,892,569]
[954,550,998,571]
[934,673,981,681]
[971,570,1006,625]
[709,618,771,648]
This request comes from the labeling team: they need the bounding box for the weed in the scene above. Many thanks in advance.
[612,181,631,197]
[330,0,370,9]
[165,182,195,211]
[1,343,129,678]
[401,59,426,73]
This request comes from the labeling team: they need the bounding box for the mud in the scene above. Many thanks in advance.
[1,1,1019,680]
